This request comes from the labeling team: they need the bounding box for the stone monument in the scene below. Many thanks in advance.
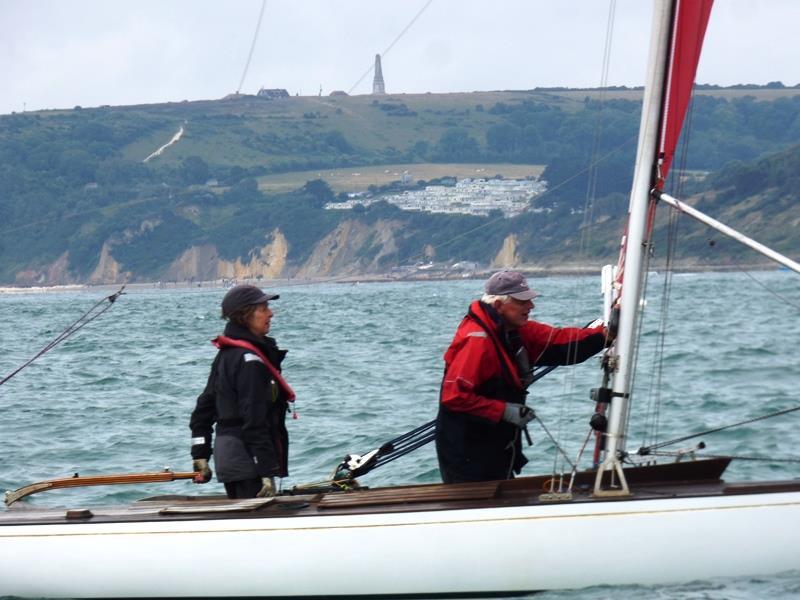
[372,54,385,95]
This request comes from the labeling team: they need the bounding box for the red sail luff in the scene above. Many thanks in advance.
[656,0,714,189]
[613,0,714,293]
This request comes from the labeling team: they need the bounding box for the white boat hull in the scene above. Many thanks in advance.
[2,490,799,597]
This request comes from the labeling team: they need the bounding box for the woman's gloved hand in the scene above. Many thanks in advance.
[257,476,276,498]
[192,458,212,483]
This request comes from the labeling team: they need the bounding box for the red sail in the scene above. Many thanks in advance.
[656,0,714,188]
[613,1,714,294]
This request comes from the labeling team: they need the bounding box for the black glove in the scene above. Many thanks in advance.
[192,458,212,483]
[502,403,536,428]
[608,307,620,339]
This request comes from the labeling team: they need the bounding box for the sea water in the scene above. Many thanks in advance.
[1,272,798,599]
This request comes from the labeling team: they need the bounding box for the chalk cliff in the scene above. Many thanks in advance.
[492,234,519,268]
[163,230,288,282]
[295,219,401,278]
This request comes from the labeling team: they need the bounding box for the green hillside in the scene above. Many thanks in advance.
[1,87,799,284]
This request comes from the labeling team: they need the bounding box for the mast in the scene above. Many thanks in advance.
[595,0,677,492]
[597,0,714,493]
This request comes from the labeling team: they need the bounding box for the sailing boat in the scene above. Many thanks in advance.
[1,1,799,597]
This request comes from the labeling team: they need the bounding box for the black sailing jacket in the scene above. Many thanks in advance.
[190,322,289,481]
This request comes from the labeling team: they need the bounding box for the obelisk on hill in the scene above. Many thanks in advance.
[372,54,386,95]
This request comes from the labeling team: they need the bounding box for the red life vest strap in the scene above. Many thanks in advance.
[212,336,296,402]
[466,303,522,389]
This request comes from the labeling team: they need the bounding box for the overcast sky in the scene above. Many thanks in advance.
[2,1,799,115]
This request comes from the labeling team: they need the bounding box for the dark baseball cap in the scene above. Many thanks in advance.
[485,270,540,301]
[221,284,279,318]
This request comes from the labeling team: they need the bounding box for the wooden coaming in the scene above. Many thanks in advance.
[2,458,799,527]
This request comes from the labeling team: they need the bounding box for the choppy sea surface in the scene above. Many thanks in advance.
[1,272,798,599]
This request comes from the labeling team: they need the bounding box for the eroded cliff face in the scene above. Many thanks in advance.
[84,219,157,285]
[163,221,403,281]
[14,252,73,286]
[492,234,519,268]
[221,230,288,279]
[295,219,401,278]
[9,220,407,285]
[89,242,130,284]
[164,230,288,281]
[163,245,222,282]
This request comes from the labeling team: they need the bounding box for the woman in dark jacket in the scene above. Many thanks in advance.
[189,284,294,499]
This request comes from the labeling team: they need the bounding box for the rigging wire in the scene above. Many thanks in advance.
[701,238,800,312]
[640,102,694,449]
[201,131,636,293]
[576,0,617,257]
[640,207,677,448]
[236,0,268,94]
[730,266,800,312]
[686,215,800,313]
[394,133,638,272]
[645,451,800,464]
[347,0,435,95]
[0,84,639,302]
[0,195,167,236]
[550,0,618,479]
[636,6,704,449]
[1,1,638,301]
[0,286,126,388]
[639,402,800,455]
[0,3,268,241]
[621,228,653,440]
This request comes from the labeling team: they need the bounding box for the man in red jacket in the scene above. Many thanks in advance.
[435,270,608,483]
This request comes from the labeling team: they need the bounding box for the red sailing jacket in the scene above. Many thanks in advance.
[441,300,606,423]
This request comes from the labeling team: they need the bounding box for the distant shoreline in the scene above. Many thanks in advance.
[0,262,784,294]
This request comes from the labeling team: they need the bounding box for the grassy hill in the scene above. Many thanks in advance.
[1,86,799,284]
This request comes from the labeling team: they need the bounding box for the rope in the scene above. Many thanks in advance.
[236,0,268,94]
[534,416,575,471]
[638,402,800,454]
[343,366,559,478]
[367,421,436,473]
[0,286,125,388]
[566,428,595,493]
